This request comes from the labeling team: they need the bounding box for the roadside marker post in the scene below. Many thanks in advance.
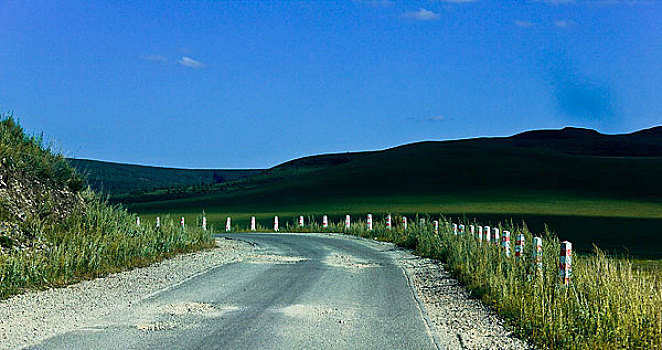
[367,214,373,231]
[274,216,279,232]
[469,225,475,236]
[402,216,407,230]
[156,217,160,228]
[477,226,483,244]
[250,216,256,231]
[559,241,572,285]
[345,215,351,230]
[386,214,392,230]
[180,217,185,231]
[299,216,305,228]
[433,220,439,234]
[533,237,543,274]
[225,217,231,232]
[136,217,140,227]
[419,218,425,227]
[484,226,491,244]
[459,224,465,235]
[493,227,500,245]
[452,223,458,235]
[202,217,207,231]
[322,215,328,228]
[502,230,511,257]
[515,234,525,259]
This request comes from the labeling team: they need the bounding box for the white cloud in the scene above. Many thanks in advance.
[514,20,536,28]
[403,8,440,21]
[555,20,574,27]
[408,115,446,122]
[141,54,168,62]
[177,56,207,69]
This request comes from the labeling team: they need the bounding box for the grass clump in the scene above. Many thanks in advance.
[0,115,214,299]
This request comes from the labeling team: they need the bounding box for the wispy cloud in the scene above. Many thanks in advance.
[514,20,536,28]
[403,8,440,21]
[555,20,574,27]
[141,54,168,63]
[177,56,207,69]
[408,115,447,123]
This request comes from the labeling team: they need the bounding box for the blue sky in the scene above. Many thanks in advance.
[1,0,660,168]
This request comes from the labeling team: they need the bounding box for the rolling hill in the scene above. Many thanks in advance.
[110,126,662,256]
[67,158,263,194]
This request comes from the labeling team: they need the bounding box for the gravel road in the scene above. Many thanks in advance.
[0,233,531,349]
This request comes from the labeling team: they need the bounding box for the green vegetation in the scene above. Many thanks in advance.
[68,158,262,194]
[0,115,214,299]
[123,126,662,257]
[227,215,662,349]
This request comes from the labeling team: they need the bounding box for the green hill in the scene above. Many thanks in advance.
[67,158,263,194]
[125,126,662,256]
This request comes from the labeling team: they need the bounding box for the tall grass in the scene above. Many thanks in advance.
[226,214,662,349]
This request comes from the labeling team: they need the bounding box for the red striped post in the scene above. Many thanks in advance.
[484,226,491,243]
[299,215,304,228]
[156,216,160,228]
[515,234,525,259]
[433,220,439,234]
[477,226,483,244]
[202,216,207,231]
[180,216,185,231]
[559,241,572,285]
[136,217,140,227]
[459,224,465,235]
[469,225,475,236]
[533,237,543,273]
[250,216,256,231]
[225,217,231,232]
[386,214,392,230]
[344,215,351,230]
[493,227,500,245]
[274,216,279,232]
[502,230,511,257]
[367,214,373,231]
[322,215,328,228]
[402,216,407,230]
[452,223,458,235]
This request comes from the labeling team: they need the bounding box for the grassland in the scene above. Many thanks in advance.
[0,116,214,299]
[125,126,662,257]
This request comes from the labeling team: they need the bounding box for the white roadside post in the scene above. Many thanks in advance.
[419,218,425,227]
[386,214,392,230]
[367,214,373,231]
[136,216,140,227]
[469,225,475,236]
[493,227,500,245]
[477,226,483,244]
[402,216,407,230]
[202,216,207,231]
[502,230,511,257]
[156,216,160,228]
[225,217,231,232]
[515,234,525,260]
[274,216,279,232]
[180,216,185,231]
[533,237,543,274]
[345,215,351,230]
[452,223,458,235]
[250,216,256,231]
[433,220,439,234]
[484,226,491,244]
[299,215,305,228]
[322,215,328,229]
[459,224,465,235]
[559,241,572,285]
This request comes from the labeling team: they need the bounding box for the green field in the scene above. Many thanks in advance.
[108,126,662,257]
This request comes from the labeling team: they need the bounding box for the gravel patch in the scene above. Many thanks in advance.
[0,237,255,349]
